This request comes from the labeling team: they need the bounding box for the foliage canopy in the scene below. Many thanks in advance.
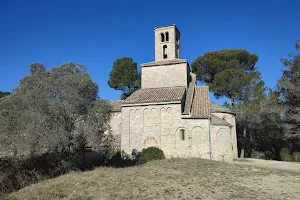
[108,57,141,100]
[192,49,262,104]
[0,91,10,99]
[0,62,112,157]
[278,41,300,142]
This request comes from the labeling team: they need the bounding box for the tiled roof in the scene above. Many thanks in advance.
[124,86,185,104]
[211,114,232,127]
[110,100,124,112]
[210,102,234,114]
[190,86,210,118]
[141,59,188,67]
[183,73,196,115]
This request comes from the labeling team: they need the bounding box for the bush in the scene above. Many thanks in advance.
[264,151,275,160]
[105,148,136,168]
[0,149,93,193]
[251,151,265,159]
[137,147,165,164]
[279,148,293,162]
[292,152,300,162]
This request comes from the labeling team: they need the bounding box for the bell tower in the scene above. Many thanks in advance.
[154,24,180,61]
[141,24,189,89]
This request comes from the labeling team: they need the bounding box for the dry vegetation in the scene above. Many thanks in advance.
[4,158,300,200]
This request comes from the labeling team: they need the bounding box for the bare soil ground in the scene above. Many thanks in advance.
[234,158,300,172]
[5,158,300,200]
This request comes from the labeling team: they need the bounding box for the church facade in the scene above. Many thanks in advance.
[110,25,238,161]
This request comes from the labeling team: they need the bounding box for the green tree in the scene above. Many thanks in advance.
[108,57,141,100]
[0,62,112,157]
[278,41,300,146]
[0,91,10,99]
[192,49,261,105]
[232,89,285,159]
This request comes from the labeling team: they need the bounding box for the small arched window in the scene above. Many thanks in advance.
[163,45,167,59]
[161,33,165,42]
[165,32,169,41]
[180,129,185,140]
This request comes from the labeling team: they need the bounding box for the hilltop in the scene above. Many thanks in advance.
[5,158,300,200]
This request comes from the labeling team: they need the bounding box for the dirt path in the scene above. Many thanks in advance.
[233,158,300,172]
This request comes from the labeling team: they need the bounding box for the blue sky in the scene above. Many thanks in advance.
[0,0,299,104]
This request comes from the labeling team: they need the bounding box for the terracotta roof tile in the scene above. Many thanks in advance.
[210,102,234,114]
[190,86,210,118]
[141,59,188,67]
[211,114,232,127]
[124,86,185,104]
[183,73,196,115]
[110,100,124,112]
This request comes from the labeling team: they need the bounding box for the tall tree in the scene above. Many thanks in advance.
[108,57,141,100]
[0,91,10,99]
[0,62,112,157]
[278,41,300,145]
[192,49,262,105]
[232,89,284,159]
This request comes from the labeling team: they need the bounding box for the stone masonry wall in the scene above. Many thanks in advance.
[121,103,210,159]
[210,125,233,161]
[141,62,189,89]
[211,112,238,159]
[110,112,122,137]
[154,26,179,61]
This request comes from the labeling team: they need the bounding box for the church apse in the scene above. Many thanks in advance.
[118,24,237,161]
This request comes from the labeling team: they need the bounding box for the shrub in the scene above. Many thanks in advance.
[264,151,275,160]
[137,147,165,164]
[0,149,90,193]
[279,148,293,162]
[105,148,136,168]
[251,151,265,159]
[292,152,300,162]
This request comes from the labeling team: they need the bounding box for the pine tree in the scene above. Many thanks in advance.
[278,41,300,142]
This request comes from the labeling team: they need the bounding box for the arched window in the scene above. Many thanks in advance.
[163,45,167,59]
[180,129,185,140]
[165,32,169,41]
[161,33,165,42]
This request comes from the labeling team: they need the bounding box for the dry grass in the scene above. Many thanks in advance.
[7,158,300,200]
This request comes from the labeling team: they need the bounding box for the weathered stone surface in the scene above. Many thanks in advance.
[141,61,189,89]
[109,25,237,162]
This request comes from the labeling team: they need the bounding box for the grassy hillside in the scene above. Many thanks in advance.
[5,158,300,200]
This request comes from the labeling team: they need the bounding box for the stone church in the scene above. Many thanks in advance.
[110,25,238,161]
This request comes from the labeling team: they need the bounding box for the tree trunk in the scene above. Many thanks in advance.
[240,127,247,158]
[231,97,235,106]
[240,149,245,158]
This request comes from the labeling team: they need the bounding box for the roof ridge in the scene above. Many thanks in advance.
[110,100,124,102]
[141,59,188,67]
[124,86,186,104]
[211,114,232,127]
[138,86,185,90]
[189,85,210,118]
[183,73,196,115]
[210,102,234,114]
